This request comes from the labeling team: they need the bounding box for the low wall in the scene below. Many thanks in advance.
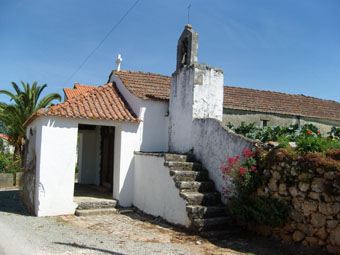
[133,152,190,227]
[0,172,23,189]
[254,149,340,254]
[192,118,255,200]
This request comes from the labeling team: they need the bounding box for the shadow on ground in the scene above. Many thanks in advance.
[55,242,127,255]
[206,230,329,255]
[0,189,30,216]
[121,210,328,255]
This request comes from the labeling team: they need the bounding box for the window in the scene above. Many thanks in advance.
[261,119,269,127]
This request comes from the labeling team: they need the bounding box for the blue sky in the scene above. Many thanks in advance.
[1,0,339,104]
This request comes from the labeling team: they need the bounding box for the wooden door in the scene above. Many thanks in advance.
[101,126,115,192]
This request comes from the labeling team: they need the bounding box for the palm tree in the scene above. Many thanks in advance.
[0,81,61,159]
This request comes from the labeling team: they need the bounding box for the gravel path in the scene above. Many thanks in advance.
[0,189,328,255]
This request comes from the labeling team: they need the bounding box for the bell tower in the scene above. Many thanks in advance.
[176,24,198,70]
[169,25,224,153]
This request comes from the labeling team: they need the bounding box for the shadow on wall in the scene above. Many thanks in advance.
[118,156,135,207]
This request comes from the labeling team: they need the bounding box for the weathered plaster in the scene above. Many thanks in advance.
[192,118,255,202]
[133,152,190,227]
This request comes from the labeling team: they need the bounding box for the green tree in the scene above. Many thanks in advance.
[0,81,61,159]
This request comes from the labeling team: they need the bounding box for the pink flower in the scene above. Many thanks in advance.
[242,149,254,159]
[239,167,247,175]
[251,166,257,172]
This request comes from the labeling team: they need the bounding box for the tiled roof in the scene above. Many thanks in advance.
[113,70,170,101]
[24,83,139,127]
[113,70,340,121]
[63,83,96,99]
[223,86,340,121]
[0,134,9,141]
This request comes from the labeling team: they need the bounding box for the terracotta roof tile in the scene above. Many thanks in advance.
[113,70,170,101]
[63,83,96,99]
[24,83,139,127]
[223,86,340,121]
[113,70,340,121]
[0,134,9,141]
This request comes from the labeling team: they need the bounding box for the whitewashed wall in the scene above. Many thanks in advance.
[169,64,224,153]
[133,152,190,227]
[28,117,78,216]
[192,118,255,202]
[110,74,169,152]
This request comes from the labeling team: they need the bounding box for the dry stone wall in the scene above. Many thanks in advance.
[254,150,340,254]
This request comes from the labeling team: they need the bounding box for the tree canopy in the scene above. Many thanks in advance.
[0,81,61,156]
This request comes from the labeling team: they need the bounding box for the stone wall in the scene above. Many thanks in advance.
[254,150,340,254]
[0,172,23,189]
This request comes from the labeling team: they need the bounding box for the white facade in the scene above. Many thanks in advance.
[133,153,190,227]
[169,64,224,153]
[26,72,170,216]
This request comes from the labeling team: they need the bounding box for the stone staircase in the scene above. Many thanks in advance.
[75,197,118,216]
[164,153,237,237]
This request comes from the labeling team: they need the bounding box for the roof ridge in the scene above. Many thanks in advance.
[115,70,171,79]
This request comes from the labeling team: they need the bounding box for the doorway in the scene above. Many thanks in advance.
[100,126,115,192]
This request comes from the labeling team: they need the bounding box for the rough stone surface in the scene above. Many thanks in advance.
[310,213,326,228]
[329,227,340,246]
[302,201,318,216]
[315,227,328,241]
[298,182,310,192]
[311,178,325,193]
[278,183,288,195]
[289,187,298,197]
[292,231,305,242]
[319,202,340,216]
[305,237,320,248]
[327,220,338,229]
[297,224,315,236]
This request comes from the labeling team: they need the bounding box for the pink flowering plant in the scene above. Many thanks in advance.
[221,148,261,199]
[221,148,289,227]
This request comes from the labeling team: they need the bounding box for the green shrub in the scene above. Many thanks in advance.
[228,196,289,227]
[296,136,340,153]
[0,153,21,173]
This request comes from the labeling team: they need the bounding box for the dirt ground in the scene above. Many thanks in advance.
[59,210,328,255]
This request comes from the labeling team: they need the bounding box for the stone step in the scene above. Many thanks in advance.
[175,181,215,192]
[75,207,117,216]
[170,170,209,182]
[164,161,202,171]
[76,199,118,210]
[180,191,220,206]
[200,228,241,238]
[191,216,233,232]
[164,153,194,162]
[186,205,226,219]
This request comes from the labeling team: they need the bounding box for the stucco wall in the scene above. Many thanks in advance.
[31,117,78,216]
[133,152,190,227]
[114,123,140,206]
[139,100,169,152]
[223,108,340,133]
[192,118,255,201]
[110,73,169,153]
[169,64,224,153]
